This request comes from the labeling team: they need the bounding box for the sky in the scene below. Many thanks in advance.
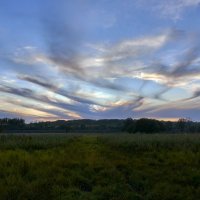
[0,0,200,122]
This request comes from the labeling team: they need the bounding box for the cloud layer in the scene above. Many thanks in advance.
[0,0,200,121]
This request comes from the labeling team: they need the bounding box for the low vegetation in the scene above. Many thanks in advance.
[0,134,199,200]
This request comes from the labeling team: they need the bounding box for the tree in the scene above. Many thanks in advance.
[134,118,163,133]
[122,118,135,133]
[0,126,3,133]
[177,118,188,133]
[65,125,71,133]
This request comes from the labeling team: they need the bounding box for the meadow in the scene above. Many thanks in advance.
[0,133,199,200]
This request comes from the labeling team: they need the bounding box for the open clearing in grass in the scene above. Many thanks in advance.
[0,134,199,200]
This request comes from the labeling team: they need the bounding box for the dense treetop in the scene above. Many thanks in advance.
[0,118,199,134]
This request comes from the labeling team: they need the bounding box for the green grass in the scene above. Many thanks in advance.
[0,134,199,200]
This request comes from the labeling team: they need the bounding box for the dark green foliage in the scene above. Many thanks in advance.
[0,118,25,133]
[65,125,71,133]
[122,118,135,133]
[135,118,164,133]
[122,117,200,133]
[0,126,3,133]
[0,134,199,199]
[1,117,200,134]
[123,118,165,133]
[0,118,124,133]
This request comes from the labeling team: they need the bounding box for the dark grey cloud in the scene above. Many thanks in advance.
[18,74,105,105]
[0,84,90,116]
[38,3,130,93]
[185,89,200,100]
[39,2,185,94]
[43,18,84,76]
[80,28,188,93]
[40,1,85,79]
[5,99,75,120]
[101,29,182,63]
[170,46,200,78]
[192,90,200,99]
[148,107,200,121]
[153,87,171,100]
[18,74,57,90]
[0,82,147,120]
[151,46,200,79]
[92,96,144,119]
[144,43,200,98]
[0,85,33,98]
[0,110,22,118]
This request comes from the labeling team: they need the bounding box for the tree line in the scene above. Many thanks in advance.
[0,118,124,133]
[122,118,200,133]
[0,117,200,133]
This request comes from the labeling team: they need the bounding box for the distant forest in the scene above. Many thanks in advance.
[0,117,200,134]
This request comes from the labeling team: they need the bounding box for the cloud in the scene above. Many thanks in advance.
[4,98,79,120]
[185,88,200,100]
[148,107,200,121]
[18,74,57,90]
[39,2,85,79]
[0,81,148,120]
[1,3,199,120]
[147,46,200,85]
[1,1,200,122]
[139,0,200,20]
[0,84,87,116]
[90,97,145,119]
[37,7,126,92]
[89,29,179,63]
[0,109,37,122]
[47,29,181,93]
[131,31,200,99]
[18,74,109,106]
[9,27,198,101]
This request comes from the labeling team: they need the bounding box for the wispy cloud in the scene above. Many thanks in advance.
[139,0,200,20]
[5,27,200,105]
[1,0,200,121]
[18,74,107,106]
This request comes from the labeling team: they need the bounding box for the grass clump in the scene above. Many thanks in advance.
[0,134,199,199]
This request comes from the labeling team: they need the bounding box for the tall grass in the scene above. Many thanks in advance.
[0,134,199,200]
[99,134,200,151]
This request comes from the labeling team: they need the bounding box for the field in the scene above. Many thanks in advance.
[0,134,199,200]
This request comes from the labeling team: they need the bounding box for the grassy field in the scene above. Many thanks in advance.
[0,134,199,200]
